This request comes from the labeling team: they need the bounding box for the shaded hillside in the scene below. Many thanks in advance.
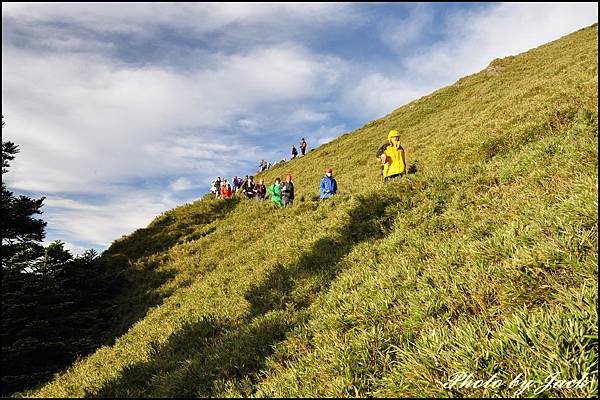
[21,24,597,398]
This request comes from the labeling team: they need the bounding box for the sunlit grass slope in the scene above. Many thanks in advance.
[23,24,597,398]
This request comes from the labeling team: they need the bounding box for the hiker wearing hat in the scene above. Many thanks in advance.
[376,129,406,183]
[320,167,338,200]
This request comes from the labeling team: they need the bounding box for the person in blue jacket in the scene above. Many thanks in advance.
[320,167,338,200]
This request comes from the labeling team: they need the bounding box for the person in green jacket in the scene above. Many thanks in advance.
[269,177,283,207]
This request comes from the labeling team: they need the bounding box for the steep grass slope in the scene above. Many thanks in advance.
[22,24,597,398]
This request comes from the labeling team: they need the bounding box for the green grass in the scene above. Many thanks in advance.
[19,24,598,398]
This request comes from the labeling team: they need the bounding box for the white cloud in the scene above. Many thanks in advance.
[288,108,329,125]
[169,177,194,192]
[2,42,343,194]
[379,3,434,53]
[337,73,429,121]
[43,192,179,248]
[312,124,347,146]
[238,119,258,130]
[403,3,599,83]
[1,3,361,48]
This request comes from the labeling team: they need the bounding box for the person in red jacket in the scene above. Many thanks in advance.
[300,138,307,156]
[221,179,232,198]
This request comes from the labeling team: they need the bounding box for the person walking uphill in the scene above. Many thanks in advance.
[376,129,406,183]
[291,145,298,160]
[320,167,337,199]
[300,138,307,156]
[269,177,283,207]
[281,174,295,207]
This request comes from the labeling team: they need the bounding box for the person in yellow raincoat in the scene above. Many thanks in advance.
[375,129,406,183]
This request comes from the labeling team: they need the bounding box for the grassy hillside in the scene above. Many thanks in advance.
[20,24,597,398]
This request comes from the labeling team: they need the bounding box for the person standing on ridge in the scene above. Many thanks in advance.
[376,129,406,183]
[300,138,307,156]
[291,145,298,160]
[320,167,338,200]
[281,174,295,207]
[269,177,283,207]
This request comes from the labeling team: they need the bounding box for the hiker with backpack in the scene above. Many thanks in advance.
[281,174,295,207]
[255,177,267,201]
[300,138,307,156]
[320,167,337,200]
[269,177,283,207]
[376,129,406,183]
[241,176,256,199]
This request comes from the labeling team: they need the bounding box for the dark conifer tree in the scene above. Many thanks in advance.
[1,137,47,270]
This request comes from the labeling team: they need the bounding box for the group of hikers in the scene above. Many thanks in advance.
[209,176,246,199]
[209,129,406,205]
[236,174,298,207]
[255,137,309,173]
[210,169,337,207]
[291,137,308,160]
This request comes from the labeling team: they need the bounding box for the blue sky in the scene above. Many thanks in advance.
[2,2,597,255]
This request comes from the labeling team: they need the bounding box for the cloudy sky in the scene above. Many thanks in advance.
[2,2,597,255]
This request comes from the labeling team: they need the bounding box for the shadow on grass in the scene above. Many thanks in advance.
[93,192,397,397]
